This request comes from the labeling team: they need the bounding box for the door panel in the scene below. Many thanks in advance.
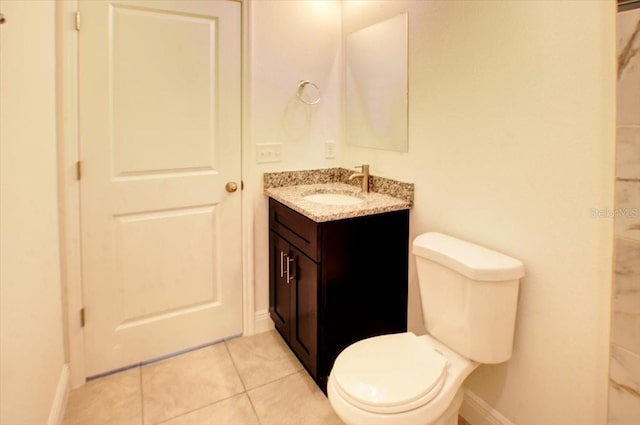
[269,232,291,338]
[79,0,241,376]
[290,247,318,376]
[111,5,217,176]
[114,205,219,321]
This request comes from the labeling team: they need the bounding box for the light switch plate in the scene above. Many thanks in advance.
[325,141,336,159]
[256,143,282,163]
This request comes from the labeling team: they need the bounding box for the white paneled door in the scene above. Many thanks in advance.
[79,0,242,376]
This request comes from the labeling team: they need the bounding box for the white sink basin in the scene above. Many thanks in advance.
[302,193,364,206]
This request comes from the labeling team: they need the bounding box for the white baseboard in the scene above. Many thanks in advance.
[254,309,274,334]
[460,387,514,425]
[47,364,70,425]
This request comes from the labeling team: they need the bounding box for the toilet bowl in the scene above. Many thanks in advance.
[327,233,524,425]
[328,332,478,425]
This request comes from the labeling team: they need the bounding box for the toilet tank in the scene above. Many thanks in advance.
[412,233,524,364]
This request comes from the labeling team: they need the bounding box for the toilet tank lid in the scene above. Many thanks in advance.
[412,233,525,281]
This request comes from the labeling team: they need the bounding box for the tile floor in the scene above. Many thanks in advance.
[63,330,344,425]
[63,330,470,425]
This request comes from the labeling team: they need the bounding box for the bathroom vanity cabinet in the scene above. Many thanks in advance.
[268,198,409,392]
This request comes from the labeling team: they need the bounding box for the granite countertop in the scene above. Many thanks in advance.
[264,168,413,223]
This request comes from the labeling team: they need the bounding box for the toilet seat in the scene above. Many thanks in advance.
[331,333,448,414]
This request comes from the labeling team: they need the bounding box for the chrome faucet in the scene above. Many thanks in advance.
[349,164,370,192]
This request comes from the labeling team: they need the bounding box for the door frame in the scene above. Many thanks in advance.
[56,0,254,388]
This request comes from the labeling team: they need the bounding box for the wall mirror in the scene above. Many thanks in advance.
[345,13,408,152]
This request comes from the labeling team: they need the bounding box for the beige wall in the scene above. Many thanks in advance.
[247,0,343,316]
[0,1,67,424]
[341,0,615,424]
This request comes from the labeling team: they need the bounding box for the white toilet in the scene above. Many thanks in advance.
[328,232,524,425]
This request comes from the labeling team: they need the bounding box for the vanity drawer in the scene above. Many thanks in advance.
[269,198,319,261]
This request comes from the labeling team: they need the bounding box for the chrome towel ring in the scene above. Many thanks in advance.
[296,80,321,105]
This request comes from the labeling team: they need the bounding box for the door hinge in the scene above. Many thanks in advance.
[80,308,86,327]
[75,11,80,31]
[76,161,82,180]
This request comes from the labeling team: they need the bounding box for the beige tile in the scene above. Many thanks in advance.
[226,330,303,389]
[613,237,640,315]
[248,370,344,425]
[612,310,640,356]
[458,416,471,425]
[63,367,142,425]
[609,345,640,424]
[157,394,259,425]
[141,344,244,425]
[612,237,640,353]
[615,180,640,241]
[617,9,640,126]
[616,126,640,180]
[609,385,640,425]
[610,345,640,397]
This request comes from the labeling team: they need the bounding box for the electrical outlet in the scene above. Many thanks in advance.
[256,143,282,163]
[325,141,336,159]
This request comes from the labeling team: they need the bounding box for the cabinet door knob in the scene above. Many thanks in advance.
[225,181,238,192]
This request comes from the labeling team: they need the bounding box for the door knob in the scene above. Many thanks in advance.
[225,181,238,193]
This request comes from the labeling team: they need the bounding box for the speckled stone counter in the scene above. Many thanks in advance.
[264,168,413,222]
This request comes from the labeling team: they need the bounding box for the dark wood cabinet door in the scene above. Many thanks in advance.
[289,246,318,377]
[269,231,291,339]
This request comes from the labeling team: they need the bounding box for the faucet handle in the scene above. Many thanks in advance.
[354,164,369,171]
